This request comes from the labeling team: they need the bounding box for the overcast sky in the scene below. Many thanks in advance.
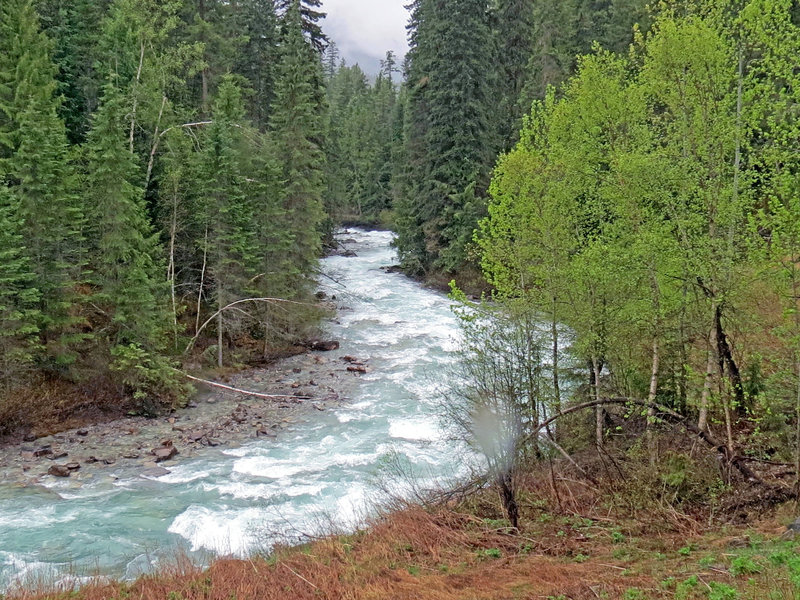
[321,0,410,74]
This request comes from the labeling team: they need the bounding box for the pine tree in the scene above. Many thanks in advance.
[270,0,326,281]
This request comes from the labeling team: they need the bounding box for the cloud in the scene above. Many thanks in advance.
[321,0,410,73]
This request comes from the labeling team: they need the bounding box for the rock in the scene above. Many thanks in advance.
[23,433,37,442]
[65,462,81,471]
[256,427,277,438]
[101,458,116,465]
[188,430,206,442]
[781,518,800,540]
[205,438,220,447]
[309,340,340,352]
[47,452,68,460]
[48,465,71,478]
[347,365,367,374]
[85,456,99,464]
[314,404,325,411]
[206,398,216,404]
[140,467,170,478]
[187,401,198,409]
[33,445,52,457]
[152,446,178,462]
[122,452,140,460]
[315,291,327,300]
[341,355,360,363]
[342,249,357,257]
[20,451,35,460]
[292,367,302,373]
[76,429,89,437]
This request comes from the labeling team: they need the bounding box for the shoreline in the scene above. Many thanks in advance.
[0,347,368,489]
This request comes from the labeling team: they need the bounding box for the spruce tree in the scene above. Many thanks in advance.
[0,186,40,390]
[84,82,179,408]
[270,0,326,281]
[276,0,328,52]
[396,0,498,273]
[0,0,86,367]
[195,77,259,367]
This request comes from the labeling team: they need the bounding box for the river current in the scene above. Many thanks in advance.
[0,229,468,590]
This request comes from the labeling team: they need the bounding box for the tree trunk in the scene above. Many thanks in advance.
[646,337,660,464]
[592,357,603,448]
[551,296,560,413]
[217,293,224,368]
[497,470,519,529]
[697,334,715,432]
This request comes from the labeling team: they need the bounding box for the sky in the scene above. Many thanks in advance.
[321,0,410,74]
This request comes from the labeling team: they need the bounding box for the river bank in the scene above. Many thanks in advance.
[0,348,370,490]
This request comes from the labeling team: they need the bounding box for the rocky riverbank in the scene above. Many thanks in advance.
[0,349,370,489]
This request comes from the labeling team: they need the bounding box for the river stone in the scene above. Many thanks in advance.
[309,340,340,351]
[33,445,52,457]
[65,462,81,471]
[152,445,178,462]
[48,465,71,477]
[140,467,170,478]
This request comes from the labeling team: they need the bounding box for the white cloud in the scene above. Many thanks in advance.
[321,0,410,73]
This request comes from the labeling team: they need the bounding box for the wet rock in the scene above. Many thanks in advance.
[342,249,357,257]
[23,433,37,442]
[315,291,327,300]
[76,429,89,437]
[309,340,340,351]
[347,365,367,374]
[140,467,170,478]
[48,465,71,477]
[47,452,68,460]
[102,458,116,465]
[33,445,52,457]
[85,456,99,464]
[188,430,206,442]
[122,452,140,459]
[65,462,81,471]
[187,401,198,409]
[256,427,276,438]
[205,438,220,447]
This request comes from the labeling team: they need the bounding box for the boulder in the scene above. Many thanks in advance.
[310,340,340,351]
[140,467,170,478]
[48,465,71,478]
[65,462,81,471]
[347,365,367,374]
[152,446,178,462]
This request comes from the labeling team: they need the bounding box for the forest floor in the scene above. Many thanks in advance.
[9,481,799,600]
[0,347,366,489]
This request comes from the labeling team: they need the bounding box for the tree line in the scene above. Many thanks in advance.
[0,0,329,423]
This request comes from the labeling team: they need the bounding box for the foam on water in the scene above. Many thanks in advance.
[0,229,468,589]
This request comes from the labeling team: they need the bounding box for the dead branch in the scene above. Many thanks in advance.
[177,371,311,400]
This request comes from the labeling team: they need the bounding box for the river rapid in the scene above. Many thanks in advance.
[0,229,470,591]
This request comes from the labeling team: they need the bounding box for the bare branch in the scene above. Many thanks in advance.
[177,371,311,400]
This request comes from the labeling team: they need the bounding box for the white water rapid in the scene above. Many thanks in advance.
[0,229,470,591]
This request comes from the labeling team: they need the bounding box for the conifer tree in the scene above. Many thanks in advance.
[1,0,86,367]
[270,0,326,280]
[84,82,179,407]
[195,77,259,367]
[276,0,328,52]
[396,0,498,273]
[0,186,40,390]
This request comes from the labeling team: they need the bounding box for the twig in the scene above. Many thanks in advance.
[281,563,318,590]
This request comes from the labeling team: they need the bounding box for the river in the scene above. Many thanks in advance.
[0,229,469,591]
